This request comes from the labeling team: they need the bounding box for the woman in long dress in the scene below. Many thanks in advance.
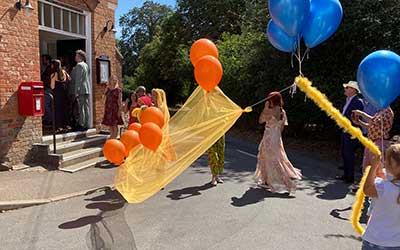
[50,59,70,132]
[255,92,302,193]
[102,79,123,139]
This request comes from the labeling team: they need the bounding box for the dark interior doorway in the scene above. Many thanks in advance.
[57,39,86,73]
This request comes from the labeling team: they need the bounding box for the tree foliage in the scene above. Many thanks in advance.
[118,0,400,139]
[118,1,173,76]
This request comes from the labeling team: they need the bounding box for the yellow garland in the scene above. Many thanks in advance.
[295,76,380,157]
[350,166,371,235]
[295,76,381,235]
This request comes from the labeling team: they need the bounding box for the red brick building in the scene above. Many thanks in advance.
[0,0,122,168]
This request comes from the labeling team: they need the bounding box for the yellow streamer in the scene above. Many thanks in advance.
[115,86,251,203]
[295,76,381,235]
[295,76,380,156]
[350,166,371,235]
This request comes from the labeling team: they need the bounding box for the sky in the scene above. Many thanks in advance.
[116,0,176,38]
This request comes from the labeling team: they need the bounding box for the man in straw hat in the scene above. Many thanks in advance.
[336,81,364,184]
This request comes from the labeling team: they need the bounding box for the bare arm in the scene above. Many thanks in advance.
[64,71,71,81]
[363,156,380,197]
[118,91,123,110]
[122,98,130,113]
[50,73,56,89]
[353,115,370,129]
[354,110,373,123]
[281,109,288,132]
[358,120,370,130]
[259,102,270,124]
[118,90,123,117]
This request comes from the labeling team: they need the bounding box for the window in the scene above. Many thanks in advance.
[43,3,51,27]
[62,10,70,32]
[54,7,61,30]
[38,0,86,36]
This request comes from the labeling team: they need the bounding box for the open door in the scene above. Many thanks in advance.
[57,39,86,70]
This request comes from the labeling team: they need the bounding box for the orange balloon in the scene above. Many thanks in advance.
[190,38,219,66]
[103,139,126,165]
[194,55,223,92]
[139,122,163,151]
[120,130,141,157]
[128,122,142,132]
[140,107,165,128]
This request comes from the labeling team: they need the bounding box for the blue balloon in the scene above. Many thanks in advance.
[267,20,298,53]
[357,50,400,109]
[302,0,343,48]
[269,0,310,37]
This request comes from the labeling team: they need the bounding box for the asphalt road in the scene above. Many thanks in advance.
[0,136,363,250]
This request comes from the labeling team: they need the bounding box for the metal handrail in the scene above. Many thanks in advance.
[45,92,56,154]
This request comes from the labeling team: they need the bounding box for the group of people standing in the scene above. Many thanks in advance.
[101,83,154,139]
[333,80,399,250]
[41,50,91,133]
[336,80,394,185]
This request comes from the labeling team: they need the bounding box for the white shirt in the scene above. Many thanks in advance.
[342,95,356,115]
[363,178,400,247]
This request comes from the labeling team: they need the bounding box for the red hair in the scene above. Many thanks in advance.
[267,92,283,108]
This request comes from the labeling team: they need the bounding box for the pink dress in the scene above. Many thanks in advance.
[255,108,302,193]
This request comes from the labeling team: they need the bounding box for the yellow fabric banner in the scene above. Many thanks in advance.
[115,86,251,203]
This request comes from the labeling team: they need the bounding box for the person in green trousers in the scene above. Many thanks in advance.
[207,135,225,185]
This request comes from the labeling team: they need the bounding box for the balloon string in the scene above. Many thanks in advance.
[249,82,296,108]
[291,52,295,68]
[297,34,303,76]
[294,36,310,77]
[381,117,385,166]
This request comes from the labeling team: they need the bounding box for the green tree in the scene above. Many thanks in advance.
[133,12,194,105]
[176,0,246,41]
[119,1,173,76]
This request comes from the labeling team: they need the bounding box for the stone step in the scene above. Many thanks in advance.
[42,128,98,145]
[53,146,104,168]
[48,134,108,154]
[59,156,107,173]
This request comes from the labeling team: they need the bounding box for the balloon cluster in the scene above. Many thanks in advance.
[267,0,343,52]
[103,107,165,165]
[357,50,400,109]
[190,39,223,92]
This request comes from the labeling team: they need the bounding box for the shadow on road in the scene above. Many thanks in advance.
[58,188,137,250]
[230,187,294,207]
[324,234,362,242]
[329,200,369,223]
[330,206,352,221]
[300,178,351,200]
[167,182,215,200]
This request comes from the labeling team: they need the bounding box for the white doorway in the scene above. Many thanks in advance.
[38,0,93,128]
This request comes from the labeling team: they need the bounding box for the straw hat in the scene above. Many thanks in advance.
[343,81,360,93]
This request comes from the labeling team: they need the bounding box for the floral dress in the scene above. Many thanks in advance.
[255,107,302,193]
[102,87,123,127]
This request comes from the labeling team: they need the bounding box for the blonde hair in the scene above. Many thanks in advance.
[152,88,169,122]
[385,144,400,204]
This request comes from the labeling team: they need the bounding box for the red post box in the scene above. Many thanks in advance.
[18,81,44,116]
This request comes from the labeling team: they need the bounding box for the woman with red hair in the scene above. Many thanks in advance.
[255,92,302,194]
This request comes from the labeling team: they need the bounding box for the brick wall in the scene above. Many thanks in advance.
[0,0,121,167]
[0,0,41,166]
[91,0,121,129]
